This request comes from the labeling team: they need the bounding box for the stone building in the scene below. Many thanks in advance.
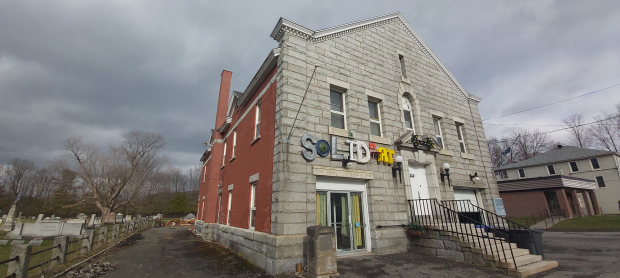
[197,12,500,275]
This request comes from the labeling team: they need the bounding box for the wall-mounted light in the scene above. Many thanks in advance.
[469,172,480,182]
[440,163,451,187]
[392,155,404,183]
[342,156,353,169]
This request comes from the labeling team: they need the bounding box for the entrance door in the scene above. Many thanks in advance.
[409,165,429,200]
[544,191,562,215]
[316,177,368,253]
[453,189,482,223]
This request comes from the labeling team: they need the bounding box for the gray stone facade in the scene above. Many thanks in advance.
[271,12,499,249]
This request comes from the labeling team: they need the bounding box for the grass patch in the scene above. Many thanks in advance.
[507,217,536,228]
[548,215,620,232]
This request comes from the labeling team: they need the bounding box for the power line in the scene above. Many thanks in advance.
[489,114,620,144]
[482,83,620,121]
[484,123,565,127]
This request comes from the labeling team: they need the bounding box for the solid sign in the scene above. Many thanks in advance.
[493,198,506,216]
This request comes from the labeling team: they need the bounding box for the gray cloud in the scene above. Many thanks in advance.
[1,0,619,169]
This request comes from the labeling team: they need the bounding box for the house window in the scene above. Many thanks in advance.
[232,131,237,159]
[590,158,600,169]
[249,183,256,229]
[402,97,415,132]
[496,170,508,180]
[433,117,444,148]
[217,193,222,223]
[518,169,526,178]
[330,90,346,129]
[595,176,606,187]
[569,161,579,172]
[368,99,382,136]
[222,142,227,167]
[202,165,207,183]
[399,54,408,79]
[547,165,556,175]
[227,191,232,225]
[254,104,261,139]
[456,123,467,153]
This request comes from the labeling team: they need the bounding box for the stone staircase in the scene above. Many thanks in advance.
[427,223,558,277]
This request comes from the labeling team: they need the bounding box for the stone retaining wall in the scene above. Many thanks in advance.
[408,230,497,268]
[195,222,305,275]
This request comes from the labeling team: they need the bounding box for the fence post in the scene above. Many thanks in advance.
[113,224,120,240]
[100,227,108,247]
[7,244,31,278]
[81,230,94,254]
[51,236,69,268]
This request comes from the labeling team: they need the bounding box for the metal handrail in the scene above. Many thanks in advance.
[0,256,19,265]
[27,256,59,271]
[442,200,532,230]
[31,244,61,256]
[409,199,518,270]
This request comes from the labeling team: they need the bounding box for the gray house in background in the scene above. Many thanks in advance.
[495,145,620,215]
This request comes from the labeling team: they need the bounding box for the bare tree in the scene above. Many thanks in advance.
[2,158,35,203]
[588,111,620,153]
[562,113,592,148]
[187,165,201,192]
[65,131,165,217]
[511,128,550,161]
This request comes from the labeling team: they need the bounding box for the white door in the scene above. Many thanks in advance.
[453,189,478,212]
[409,165,429,200]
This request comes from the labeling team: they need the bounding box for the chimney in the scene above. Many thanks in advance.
[214,70,232,130]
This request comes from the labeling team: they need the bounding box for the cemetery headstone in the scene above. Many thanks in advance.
[10,240,24,245]
[115,213,124,223]
[88,214,96,227]
[104,212,116,224]
[0,240,7,245]
[28,238,43,246]
[36,214,44,223]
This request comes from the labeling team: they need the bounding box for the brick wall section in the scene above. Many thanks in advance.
[219,67,277,233]
[499,191,549,218]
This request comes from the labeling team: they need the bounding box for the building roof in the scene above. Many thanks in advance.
[270,12,480,103]
[495,146,617,171]
[497,175,598,192]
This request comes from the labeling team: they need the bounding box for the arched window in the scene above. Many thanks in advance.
[402,96,415,133]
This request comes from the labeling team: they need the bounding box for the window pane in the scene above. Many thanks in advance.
[435,136,443,148]
[368,101,379,120]
[518,169,525,177]
[596,176,606,187]
[459,142,466,153]
[250,210,256,227]
[330,91,343,112]
[547,165,556,175]
[331,113,345,129]
[316,192,328,226]
[591,158,600,169]
[433,118,441,135]
[370,122,381,136]
[570,162,578,172]
[457,125,463,140]
[256,123,260,137]
[404,110,412,129]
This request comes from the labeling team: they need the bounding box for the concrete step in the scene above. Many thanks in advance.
[486,248,531,260]
[498,254,542,269]
[506,260,559,277]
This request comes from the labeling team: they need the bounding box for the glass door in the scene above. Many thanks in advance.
[317,191,366,253]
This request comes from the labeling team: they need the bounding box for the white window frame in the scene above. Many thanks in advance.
[518,168,526,178]
[249,183,256,230]
[402,97,415,132]
[496,170,508,180]
[433,117,444,149]
[456,123,467,153]
[232,131,237,159]
[221,142,227,167]
[569,161,579,172]
[590,158,600,169]
[367,99,382,137]
[330,89,347,130]
[202,165,207,183]
[217,193,222,224]
[547,164,556,175]
[595,176,606,187]
[254,104,261,139]
[227,191,232,225]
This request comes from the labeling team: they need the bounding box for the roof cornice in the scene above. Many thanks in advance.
[238,48,280,106]
[270,12,473,100]
[494,152,619,171]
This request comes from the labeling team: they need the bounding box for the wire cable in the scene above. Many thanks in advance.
[482,83,620,121]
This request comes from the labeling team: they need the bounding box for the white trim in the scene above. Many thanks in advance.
[590,158,600,170]
[365,89,383,100]
[456,124,467,153]
[326,77,351,90]
[595,176,606,188]
[402,97,415,132]
[202,165,207,183]
[232,131,237,158]
[226,191,232,226]
[249,183,256,230]
[518,168,526,178]
[330,89,347,130]
[254,104,261,140]
[432,117,444,149]
[546,164,556,175]
[368,99,382,137]
[222,142,227,167]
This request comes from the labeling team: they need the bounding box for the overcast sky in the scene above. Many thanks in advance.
[1,1,619,170]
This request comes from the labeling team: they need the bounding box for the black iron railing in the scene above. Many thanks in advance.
[409,199,518,270]
[526,208,566,229]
